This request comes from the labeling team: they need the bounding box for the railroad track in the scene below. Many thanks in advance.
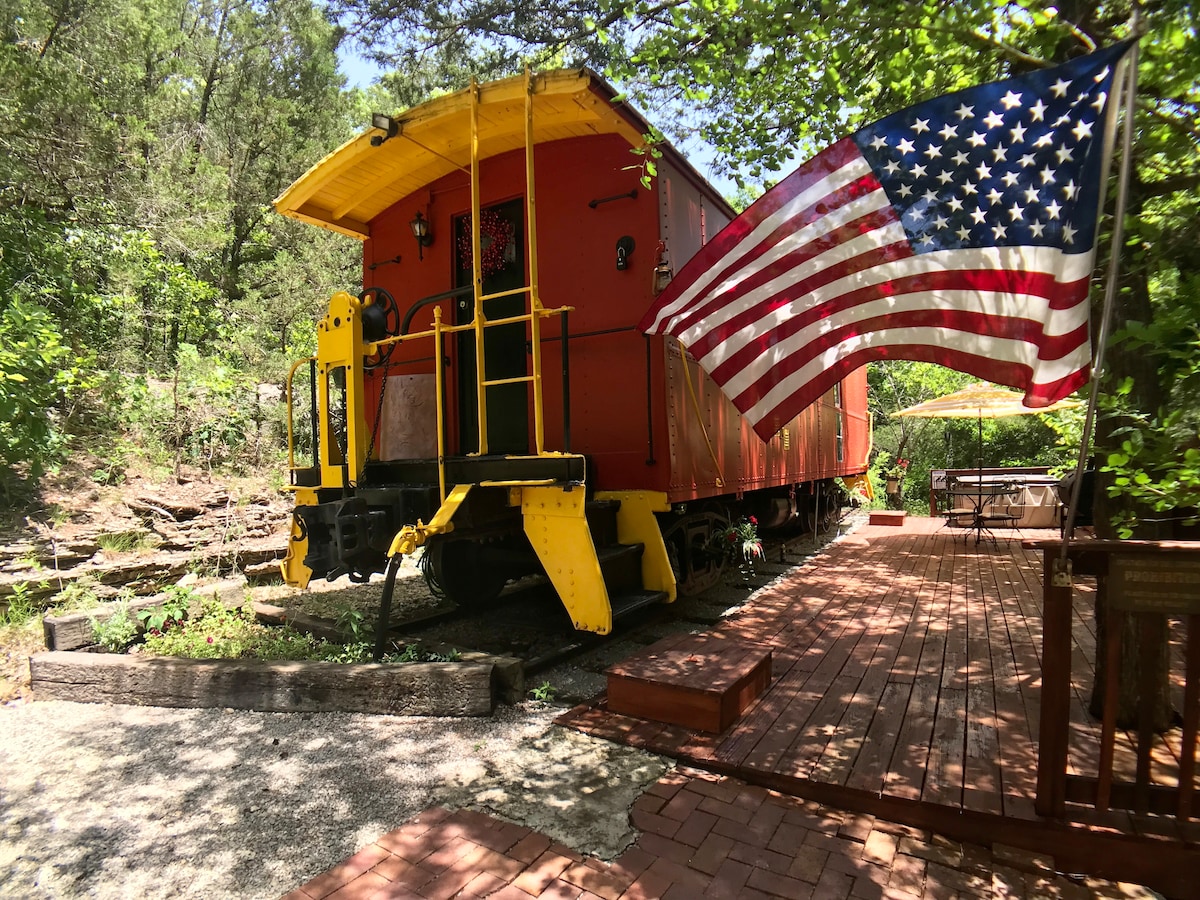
[370,513,863,689]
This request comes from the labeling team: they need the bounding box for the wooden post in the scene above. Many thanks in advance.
[1179,614,1200,819]
[1036,549,1073,818]
[1095,606,1122,811]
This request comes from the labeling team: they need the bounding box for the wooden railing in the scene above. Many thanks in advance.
[1032,539,1200,822]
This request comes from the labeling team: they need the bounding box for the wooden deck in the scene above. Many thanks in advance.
[557,516,1200,892]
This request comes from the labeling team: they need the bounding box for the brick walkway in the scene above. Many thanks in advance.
[281,767,1152,899]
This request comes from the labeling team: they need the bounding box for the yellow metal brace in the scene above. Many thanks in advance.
[386,484,472,558]
[280,487,319,588]
[520,486,612,633]
[594,490,677,603]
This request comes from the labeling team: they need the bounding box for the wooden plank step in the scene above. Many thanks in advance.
[609,589,668,620]
[606,632,772,733]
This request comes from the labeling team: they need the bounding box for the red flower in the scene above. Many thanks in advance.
[749,516,758,525]
[727,533,737,542]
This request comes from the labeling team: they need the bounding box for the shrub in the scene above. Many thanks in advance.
[0,298,81,498]
[91,599,139,652]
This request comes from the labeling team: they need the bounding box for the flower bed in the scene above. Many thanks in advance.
[33,585,522,715]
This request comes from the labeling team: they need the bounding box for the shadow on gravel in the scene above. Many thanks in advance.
[0,515,864,900]
[0,696,663,899]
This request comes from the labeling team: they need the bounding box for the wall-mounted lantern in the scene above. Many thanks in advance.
[410,211,432,261]
[652,241,673,294]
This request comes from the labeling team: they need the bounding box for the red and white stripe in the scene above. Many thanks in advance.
[639,138,1094,441]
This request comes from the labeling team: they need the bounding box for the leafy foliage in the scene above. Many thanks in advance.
[90,598,140,653]
[140,600,320,660]
[334,0,1200,536]
[1,0,1196,536]
[868,362,1080,513]
[711,516,764,562]
[528,680,557,702]
[334,602,370,642]
[0,583,37,627]
[0,298,80,497]
[137,587,193,634]
[0,0,360,493]
[135,599,465,664]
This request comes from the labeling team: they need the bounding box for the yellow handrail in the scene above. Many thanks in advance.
[482,375,537,387]
[433,306,447,503]
[470,78,488,453]
[525,66,546,454]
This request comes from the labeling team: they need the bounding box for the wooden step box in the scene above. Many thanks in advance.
[606,632,772,733]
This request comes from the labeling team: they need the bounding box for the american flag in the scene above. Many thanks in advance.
[640,42,1132,442]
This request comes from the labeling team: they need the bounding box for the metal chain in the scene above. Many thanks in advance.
[360,358,390,479]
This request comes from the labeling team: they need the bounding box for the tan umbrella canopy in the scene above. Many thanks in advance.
[891,383,1082,421]
[892,381,1081,467]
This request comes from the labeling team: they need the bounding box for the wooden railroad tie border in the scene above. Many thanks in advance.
[29,651,498,717]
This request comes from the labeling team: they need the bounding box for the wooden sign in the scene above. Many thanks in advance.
[1108,552,1200,615]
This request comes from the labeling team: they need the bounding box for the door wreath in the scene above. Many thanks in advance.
[456,209,514,277]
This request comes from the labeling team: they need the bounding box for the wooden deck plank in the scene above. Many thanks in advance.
[734,532,901,771]
[889,523,947,683]
[846,680,915,794]
[845,530,945,793]
[720,587,873,768]
[813,528,932,785]
[554,519,1195,860]
[984,540,1041,813]
[780,528,934,780]
[783,531,928,782]
[963,549,1003,814]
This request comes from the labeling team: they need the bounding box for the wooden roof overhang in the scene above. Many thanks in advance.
[275,68,702,240]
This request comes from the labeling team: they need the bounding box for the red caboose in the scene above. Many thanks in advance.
[275,69,869,635]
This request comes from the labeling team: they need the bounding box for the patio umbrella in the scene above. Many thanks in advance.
[891,383,1081,538]
[891,382,1080,442]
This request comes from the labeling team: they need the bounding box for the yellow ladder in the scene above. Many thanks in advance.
[467,67,557,458]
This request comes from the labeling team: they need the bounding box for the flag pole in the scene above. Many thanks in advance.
[1059,22,1141,571]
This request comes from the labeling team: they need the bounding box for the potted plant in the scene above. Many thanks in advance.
[884,458,910,494]
[712,516,764,582]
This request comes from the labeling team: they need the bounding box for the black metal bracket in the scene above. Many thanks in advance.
[588,190,638,209]
[368,255,402,270]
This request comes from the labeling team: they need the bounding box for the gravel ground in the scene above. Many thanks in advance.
[0,516,865,900]
[0,700,667,899]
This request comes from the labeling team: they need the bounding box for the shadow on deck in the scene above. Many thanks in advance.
[556,516,1200,897]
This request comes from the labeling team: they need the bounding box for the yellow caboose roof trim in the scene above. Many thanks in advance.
[274,69,654,240]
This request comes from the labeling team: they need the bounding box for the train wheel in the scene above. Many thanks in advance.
[423,538,507,608]
[661,509,728,597]
[816,488,840,532]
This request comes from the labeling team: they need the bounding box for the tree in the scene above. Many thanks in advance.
[0,0,361,488]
